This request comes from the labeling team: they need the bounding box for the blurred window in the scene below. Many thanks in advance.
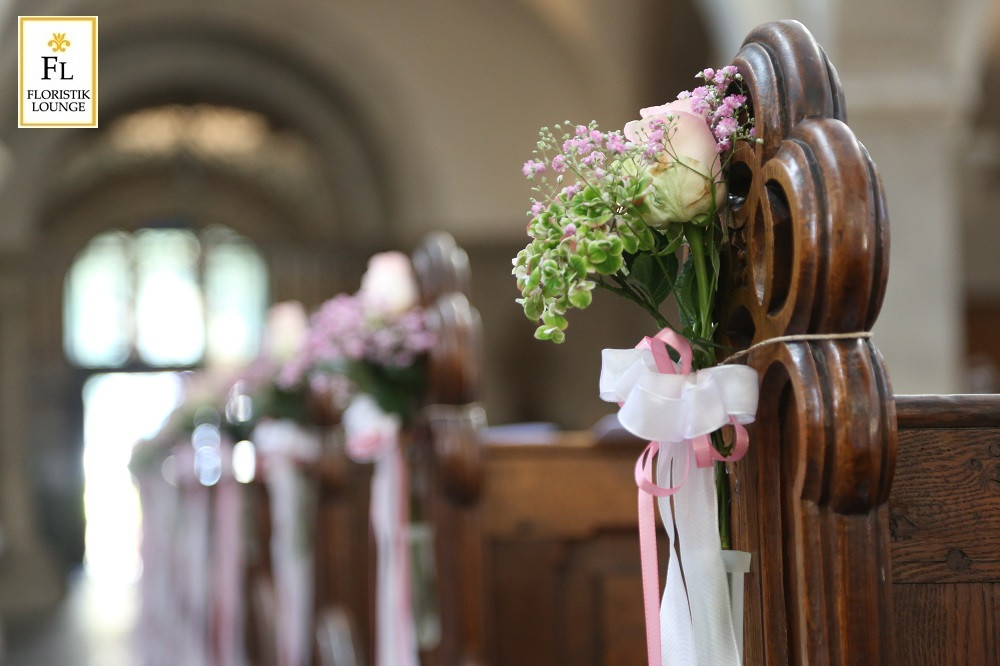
[64,225,267,368]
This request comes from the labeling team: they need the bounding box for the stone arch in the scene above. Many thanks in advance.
[0,2,424,587]
[0,10,414,249]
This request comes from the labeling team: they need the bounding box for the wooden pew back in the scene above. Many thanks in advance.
[716,20,896,663]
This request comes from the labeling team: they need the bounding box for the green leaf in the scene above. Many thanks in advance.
[542,311,568,330]
[629,253,678,307]
[534,325,565,344]
[593,253,623,274]
[523,295,543,320]
[657,230,686,256]
[621,233,639,254]
[526,267,541,291]
[675,258,698,332]
[568,286,593,309]
[630,253,653,287]
[591,211,613,226]
[709,235,721,298]
[636,225,658,252]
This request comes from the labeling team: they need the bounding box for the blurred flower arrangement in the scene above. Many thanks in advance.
[278,252,435,461]
[130,252,435,477]
[128,250,436,666]
[513,66,756,370]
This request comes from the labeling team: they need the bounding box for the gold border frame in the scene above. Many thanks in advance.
[18,16,98,128]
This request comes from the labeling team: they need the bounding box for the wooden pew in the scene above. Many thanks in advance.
[306,232,483,666]
[412,233,489,666]
[416,19,1000,666]
[891,395,1000,664]
[413,234,656,664]
[717,20,894,664]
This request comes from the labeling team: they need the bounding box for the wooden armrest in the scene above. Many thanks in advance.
[894,394,1000,428]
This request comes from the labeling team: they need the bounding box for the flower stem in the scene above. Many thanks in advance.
[684,223,712,343]
[715,458,731,550]
[687,219,733,549]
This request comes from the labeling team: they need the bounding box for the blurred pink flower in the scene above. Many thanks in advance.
[359,252,419,317]
[343,394,400,463]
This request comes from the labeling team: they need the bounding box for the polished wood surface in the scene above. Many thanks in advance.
[480,433,656,666]
[890,402,1000,664]
[716,20,897,664]
[895,394,1000,428]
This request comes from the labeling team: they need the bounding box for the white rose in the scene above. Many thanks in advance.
[624,99,725,227]
[359,251,419,316]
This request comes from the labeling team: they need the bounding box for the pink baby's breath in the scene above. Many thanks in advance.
[606,131,627,154]
[561,183,582,198]
[522,159,546,178]
[279,290,435,391]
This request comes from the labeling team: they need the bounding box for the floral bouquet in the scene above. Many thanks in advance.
[513,67,760,666]
[280,251,435,666]
[514,67,754,362]
[225,301,316,440]
[278,252,436,459]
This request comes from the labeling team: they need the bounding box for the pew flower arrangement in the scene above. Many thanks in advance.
[514,66,755,368]
[278,252,436,456]
[235,301,315,434]
[513,66,760,666]
[280,252,433,666]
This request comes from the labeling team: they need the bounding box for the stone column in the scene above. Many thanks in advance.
[832,0,992,392]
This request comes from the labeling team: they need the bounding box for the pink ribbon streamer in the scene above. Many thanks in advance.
[212,445,245,666]
[368,441,419,666]
[632,329,749,666]
[343,394,418,666]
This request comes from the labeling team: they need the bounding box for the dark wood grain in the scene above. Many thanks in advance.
[895,394,1000,429]
[718,20,898,664]
[411,233,489,666]
[482,439,664,666]
[411,231,472,306]
[311,430,372,665]
[892,583,1000,665]
[890,428,1000,583]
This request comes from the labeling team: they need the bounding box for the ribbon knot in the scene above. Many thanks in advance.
[600,329,757,476]
[599,329,759,666]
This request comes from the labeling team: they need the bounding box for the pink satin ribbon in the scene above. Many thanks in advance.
[632,329,749,666]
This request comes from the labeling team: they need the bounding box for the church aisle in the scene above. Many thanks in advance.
[3,570,136,666]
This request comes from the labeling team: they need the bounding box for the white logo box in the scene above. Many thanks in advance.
[18,16,98,128]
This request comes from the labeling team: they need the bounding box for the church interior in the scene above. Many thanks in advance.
[0,0,999,664]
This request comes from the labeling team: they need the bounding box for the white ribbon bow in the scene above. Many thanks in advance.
[599,330,759,666]
[600,347,758,443]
